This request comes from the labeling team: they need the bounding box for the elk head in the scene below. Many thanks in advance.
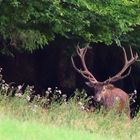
[71,45,138,117]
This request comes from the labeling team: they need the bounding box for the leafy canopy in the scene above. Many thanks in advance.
[0,0,140,52]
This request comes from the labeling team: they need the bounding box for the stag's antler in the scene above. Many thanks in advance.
[71,45,99,84]
[103,47,138,84]
[71,45,138,86]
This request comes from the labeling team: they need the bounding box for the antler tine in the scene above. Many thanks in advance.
[117,67,132,80]
[130,46,139,59]
[129,46,134,58]
[71,55,95,80]
[119,47,138,74]
[122,47,128,63]
[71,57,87,79]
[76,46,88,70]
[76,46,87,60]
[71,45,98,84]
[71,56,80,73]
[82,47,87,59]
[71,48,89,79]
[136,52,138,59]
[76,45,81,56]
[106,67,132,84]
[104,47,138,84]
[128,47,138,65]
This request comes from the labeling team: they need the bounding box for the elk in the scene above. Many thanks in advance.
[71,45,138,118]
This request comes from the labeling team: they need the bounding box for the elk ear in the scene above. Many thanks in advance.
[85,82,94,87]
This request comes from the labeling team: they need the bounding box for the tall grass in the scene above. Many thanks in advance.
[0,69,139,140]
[0,95,140,140]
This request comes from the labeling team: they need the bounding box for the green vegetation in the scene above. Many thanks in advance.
[0,0,140,52]
[0,76,139,140]
[0,1,140,139]
[0,93,140,140]
[0,117,109,140]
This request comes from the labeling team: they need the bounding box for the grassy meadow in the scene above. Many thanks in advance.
[0,94,140,140]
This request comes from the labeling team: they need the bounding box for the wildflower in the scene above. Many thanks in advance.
[1,85,5,90]
[78,101,83,106]
[48,87,51,91]
[62,94,67,98]
[58,90,62,94]
[134,89,137,94]
[26,95,31,101]
[90,96,94,99]
[15,93,23,97]
[81,106,85,110]
[18,85,22,90]
[45,91,50,95]
[48,87,52,92]
[133,99,136,103]
[55,90,62,94]
[2,80,5,83]
[29,86,34,91]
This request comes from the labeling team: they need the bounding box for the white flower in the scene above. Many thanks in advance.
[4,84,9,91]
[134,90,137,94]
[48,87,52,91]
[18,85,22,90]
[78,101,83,106]
[26,96,31,101]
[1,85,5,90]
[15,93,23,97]
[56,90,62,94]
[81,106,85,110]
[91,96,94,99]
[58,90,62,94]
[62,94,67,98]
[45,91,50,95]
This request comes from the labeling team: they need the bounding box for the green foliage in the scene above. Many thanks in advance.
[0,0,140,51]
[121,26,140,50]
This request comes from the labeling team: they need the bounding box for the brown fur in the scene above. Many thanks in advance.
[96,84,130,117]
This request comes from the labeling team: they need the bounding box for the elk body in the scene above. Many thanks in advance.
[89,83,130,115]
[71,46,138,118]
